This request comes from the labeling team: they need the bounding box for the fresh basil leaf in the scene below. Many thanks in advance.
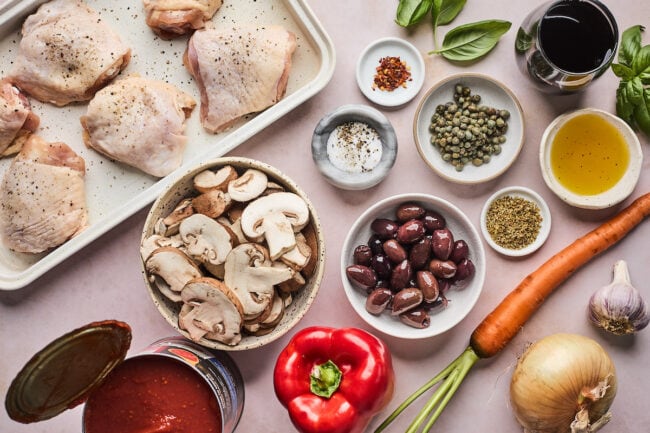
[632,88,650,136]
[396,0,434,27]
[432,0,466,26]
[434,20,512,61]
[616,82,636,126]
[631,45,650,76]
[618,25,644,67]
[515,27,533,53]
[611,63,634,80]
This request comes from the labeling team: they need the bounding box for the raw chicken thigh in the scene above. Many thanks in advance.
[0,135,87,254]
[143,0,223,39]
[8,0,131,106]
[0,79,39,157]
[184,24,297,133]
[80,76,196,177]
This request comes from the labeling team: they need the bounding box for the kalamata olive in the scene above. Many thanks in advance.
[399,308,430,329]
[346,265,377,290]
[429,259,457,279]
[365,288,393,315]
[449,239,469,264]
[391,287,423,315]
[370,218,399,240]
[396,202,426,222]
[422,210,446,232]
[383,239,408,263]
[367,234,384,255]
[416,270,439,302]
[454,258,475,281]
[353,244,373,266]
[390,259,412,291]
[371,254,392,280]
[409,237,431,270]
[422,295,449,314]
[437,278,451,295]
[396,219,425,244]
[432,228,454,260]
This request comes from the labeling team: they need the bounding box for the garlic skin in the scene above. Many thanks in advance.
[588,260,650,335]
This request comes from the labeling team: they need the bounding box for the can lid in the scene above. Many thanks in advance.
[5,320,132,423]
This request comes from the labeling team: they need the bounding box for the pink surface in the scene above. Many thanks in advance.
[2,1,650,432]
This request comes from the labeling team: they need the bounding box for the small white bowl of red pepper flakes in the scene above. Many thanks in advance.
[356,37,425,107]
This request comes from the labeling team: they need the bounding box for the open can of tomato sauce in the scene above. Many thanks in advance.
[5,320,245,433]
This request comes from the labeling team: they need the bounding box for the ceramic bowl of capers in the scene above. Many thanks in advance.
[341,193,486,339]
[414,73,525,184]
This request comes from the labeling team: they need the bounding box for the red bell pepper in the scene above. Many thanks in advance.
[273,326,394,433]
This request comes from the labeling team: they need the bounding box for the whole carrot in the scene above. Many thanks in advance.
[375,192,650,433]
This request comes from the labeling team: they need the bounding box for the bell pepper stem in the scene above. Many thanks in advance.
[310,360,342,398]
[374,347,479,433]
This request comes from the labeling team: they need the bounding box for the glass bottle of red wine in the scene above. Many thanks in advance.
[515,0,618,93]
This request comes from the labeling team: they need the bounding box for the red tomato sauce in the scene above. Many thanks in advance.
[84,356,222,433]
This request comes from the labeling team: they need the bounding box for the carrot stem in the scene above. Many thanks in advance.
[374,192,650,431]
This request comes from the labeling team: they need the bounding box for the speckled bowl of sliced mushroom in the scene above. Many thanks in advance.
[141,157,325,351]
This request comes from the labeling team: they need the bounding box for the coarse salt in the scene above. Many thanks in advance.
[326,121,383,173]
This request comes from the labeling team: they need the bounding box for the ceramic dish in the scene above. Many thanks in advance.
[356,37,425,107]
[311,104,398,190]
[539,108,642,209]
[413,73,525,184]
[480,186,552,257]
[0,0,335,290]
[341,193,486,339]
[141,157,325,351]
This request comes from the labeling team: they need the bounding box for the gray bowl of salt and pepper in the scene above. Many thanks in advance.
[311,104,398,190]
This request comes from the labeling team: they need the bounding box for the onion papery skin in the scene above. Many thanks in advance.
[509,333,617,433]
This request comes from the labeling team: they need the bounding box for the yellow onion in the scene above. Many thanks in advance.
[510,333,617,433]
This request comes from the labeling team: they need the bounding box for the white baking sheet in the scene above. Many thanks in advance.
[0,0,335,290]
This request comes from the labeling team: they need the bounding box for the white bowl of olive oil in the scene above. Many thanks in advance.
[540,108,642,209]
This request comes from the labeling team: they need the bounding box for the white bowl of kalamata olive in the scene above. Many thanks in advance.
[341,193,486,339]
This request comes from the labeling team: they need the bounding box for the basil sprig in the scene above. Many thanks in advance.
[395,0,510,62]
[612,25,650,136]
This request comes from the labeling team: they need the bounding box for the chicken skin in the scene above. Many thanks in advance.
[143,0,223,39]
[0,79,39,157]
[184,24,297,133]
[0,135,87,254]
[8,0,131,106]
[80,75,196,177]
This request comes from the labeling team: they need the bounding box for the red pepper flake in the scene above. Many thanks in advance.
[372,56,412,92]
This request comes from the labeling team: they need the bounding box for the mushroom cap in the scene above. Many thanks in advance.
[193,165,238,193]
[240,192,310,260]
[224,243,294,320]
[179,213,233,266]
[227,168,268,202]
[145,246,202,302]
[180,277,244,345]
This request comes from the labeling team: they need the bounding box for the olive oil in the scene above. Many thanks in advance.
[550,113,629,196]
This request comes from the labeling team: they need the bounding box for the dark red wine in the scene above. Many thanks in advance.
[539,0,617,73]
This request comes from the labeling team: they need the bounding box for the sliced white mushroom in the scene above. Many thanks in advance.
[277,270,306,294]
[192,189,231,218]
[240,192,310,260]
[179,213,233,266]
[227,168,268,202]
[145,247,202,302]
[224,243,294,320]
[280,232,312,271]
[259,291,285,328]
[260,181,285,197]
[179,277,244,346]
[193,165,239,193]
[217,216,248,245]
[156,198,194,236]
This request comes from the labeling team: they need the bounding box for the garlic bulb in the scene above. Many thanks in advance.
[510,333,617,433]
[588,260,649,335]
